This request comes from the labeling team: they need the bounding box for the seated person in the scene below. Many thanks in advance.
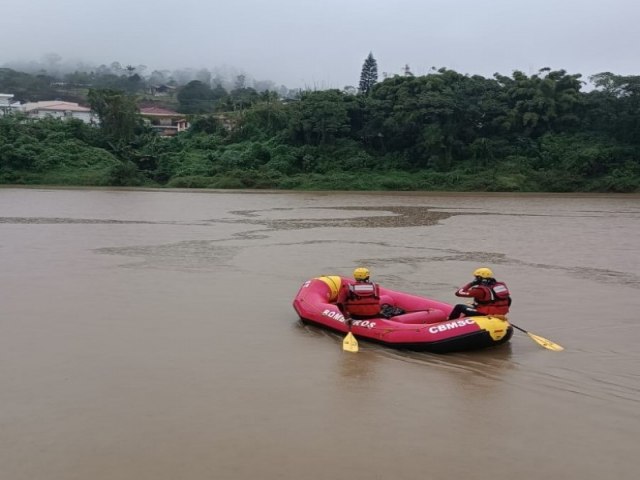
[448,267,511,320]
[342,267,381,318]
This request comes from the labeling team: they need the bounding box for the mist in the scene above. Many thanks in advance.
[1,56,290,94]
[2,0,639,89]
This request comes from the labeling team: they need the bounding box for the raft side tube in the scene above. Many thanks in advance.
[385,309,447,324]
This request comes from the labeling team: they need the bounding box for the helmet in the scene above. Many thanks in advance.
[353,267,370,281]
[473,267,494,279]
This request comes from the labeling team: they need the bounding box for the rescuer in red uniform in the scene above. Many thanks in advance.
[341,267,381,318]
[447,267,512,320]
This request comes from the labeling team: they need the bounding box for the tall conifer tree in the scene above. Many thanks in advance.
[358,52,378,95]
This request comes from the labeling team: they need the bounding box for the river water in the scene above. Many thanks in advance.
[1,187,639,480]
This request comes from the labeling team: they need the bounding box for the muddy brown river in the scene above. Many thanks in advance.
[1,187,639,480]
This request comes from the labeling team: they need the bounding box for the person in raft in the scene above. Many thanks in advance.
[447,267,512,320]
[340,267,382,318]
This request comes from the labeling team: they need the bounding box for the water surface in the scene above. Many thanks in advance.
[1,187,639,480]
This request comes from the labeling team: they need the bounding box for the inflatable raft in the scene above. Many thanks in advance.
[293,276,513,353]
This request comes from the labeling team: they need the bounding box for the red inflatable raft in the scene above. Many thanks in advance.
[293,276,513,353]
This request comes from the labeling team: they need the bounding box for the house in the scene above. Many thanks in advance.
[139,106,189,136]
[0,93,22,116]
[148,84,177,97]
[21,101,96,124]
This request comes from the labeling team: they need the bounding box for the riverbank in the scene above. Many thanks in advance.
[3,166,639,193]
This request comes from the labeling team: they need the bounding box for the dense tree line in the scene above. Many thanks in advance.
[1,64,639,192]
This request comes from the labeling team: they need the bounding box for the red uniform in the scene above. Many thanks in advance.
[343,282,380,318]
[455,281,511,315]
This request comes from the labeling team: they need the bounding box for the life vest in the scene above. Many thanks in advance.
[473,282,511,315]
[344,282,380,317]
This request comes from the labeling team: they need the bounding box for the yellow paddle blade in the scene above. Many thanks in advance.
[527,332,564,351]
[343,332,359,353]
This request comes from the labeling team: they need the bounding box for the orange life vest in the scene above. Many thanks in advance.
[474,282,511,315]
[344,282,380,317]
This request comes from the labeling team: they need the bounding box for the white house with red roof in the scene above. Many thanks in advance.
[21,100,96,123]
[139,106,189,136]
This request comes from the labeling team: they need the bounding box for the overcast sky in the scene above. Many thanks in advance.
[2,0,639,88]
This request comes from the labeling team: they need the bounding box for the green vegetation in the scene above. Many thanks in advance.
[1,62,639,192]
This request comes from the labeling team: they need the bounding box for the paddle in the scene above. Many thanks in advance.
[343,331,358,353]
[458,301,563,351]
[342,316,359,353]
[510,323,564,351]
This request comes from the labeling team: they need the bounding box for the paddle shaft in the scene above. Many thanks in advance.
[509,323,530,334]
[509,322,564,351]
[342,311,359,352]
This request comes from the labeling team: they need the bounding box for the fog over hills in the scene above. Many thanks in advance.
[1,56,290,93]
[1,0,638,91]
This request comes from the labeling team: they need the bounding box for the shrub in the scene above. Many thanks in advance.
[108,161,143,186]
[166,175,215,188]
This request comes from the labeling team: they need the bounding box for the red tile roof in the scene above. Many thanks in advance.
[23,101,91,112]
[139,106,182,116]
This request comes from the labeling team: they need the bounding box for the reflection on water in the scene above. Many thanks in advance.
[337,351,380,383]
[1,187,639,480]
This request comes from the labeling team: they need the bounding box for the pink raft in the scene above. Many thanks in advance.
[293,276,513,353]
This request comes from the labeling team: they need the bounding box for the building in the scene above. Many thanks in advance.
[139,106,189,136]
[21,101,96,123]
[147,84,177,97]
[0,93,22,116]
